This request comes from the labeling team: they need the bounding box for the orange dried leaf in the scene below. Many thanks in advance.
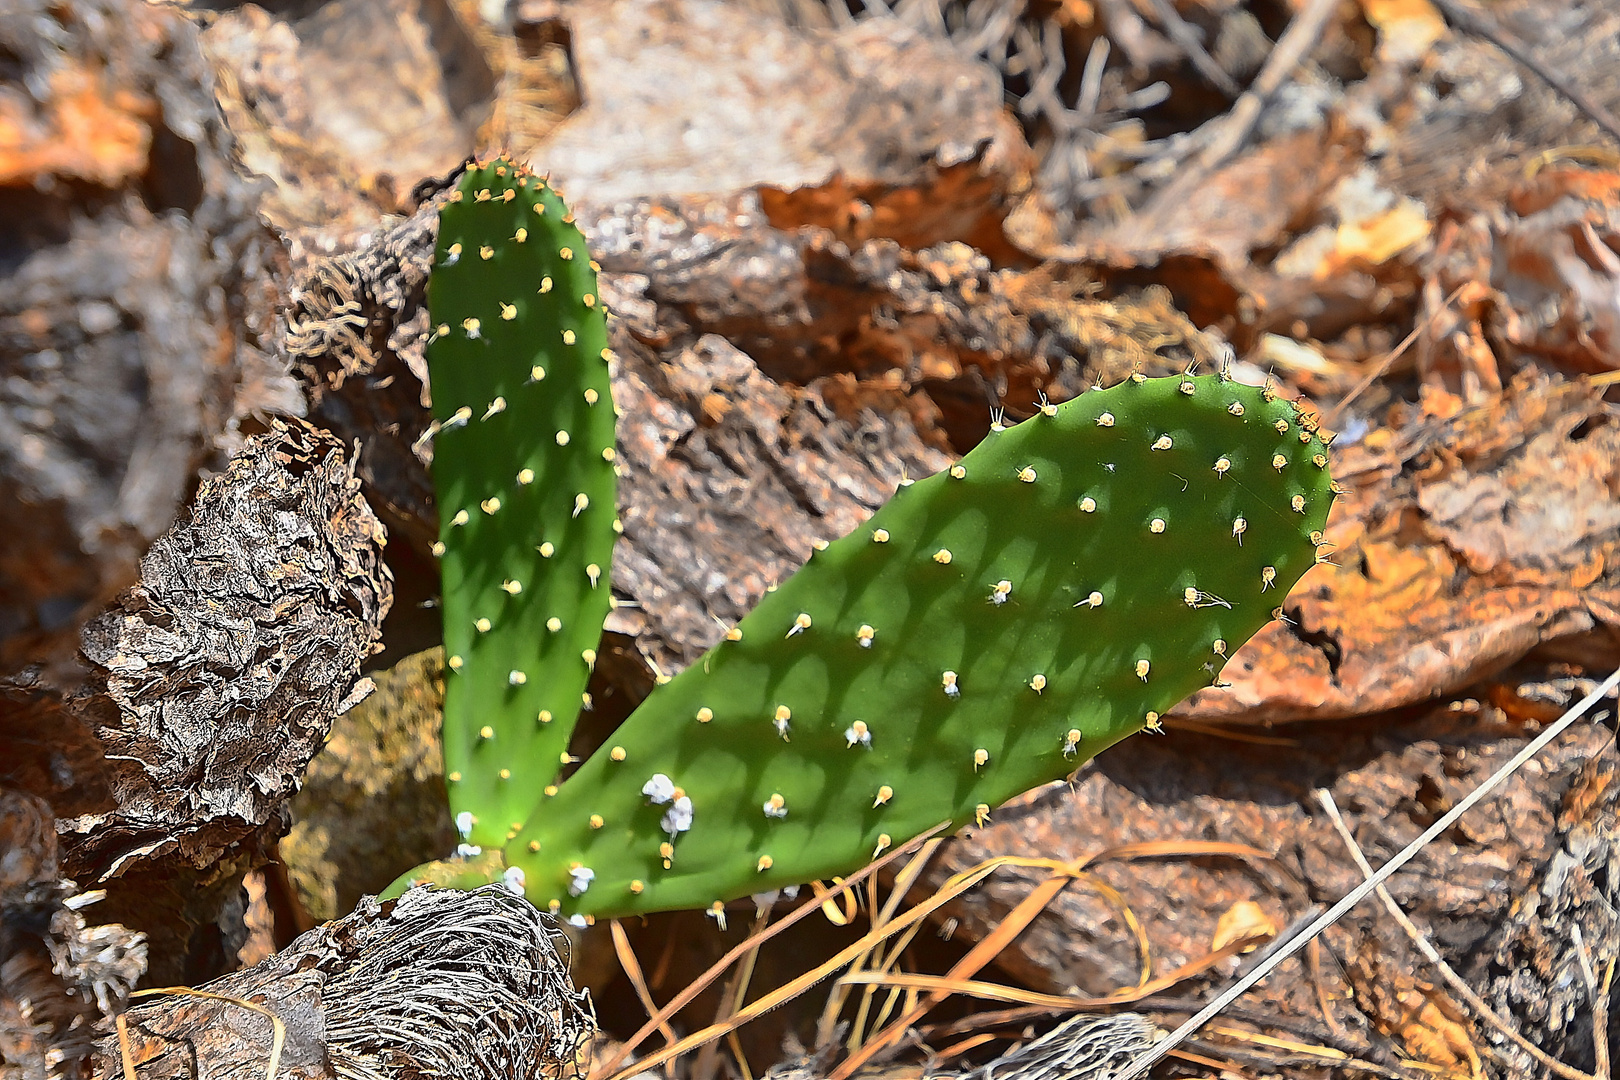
[1396,994,1482,1076]
[1211,900,1277,954]
[1318,202,1432,278]
[1359,0,1446,58]
[1058,0,1096,26]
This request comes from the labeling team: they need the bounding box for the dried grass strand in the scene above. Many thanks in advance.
[609,920,678,1052]
[605,850,999,1080]
[591,822,952,1080]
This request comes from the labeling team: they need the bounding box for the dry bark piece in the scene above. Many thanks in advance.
[94,886,592,1080]
[0,0,295,682]
[0,789,147,1080]
[283,192,950,679]
[61,419,390,983]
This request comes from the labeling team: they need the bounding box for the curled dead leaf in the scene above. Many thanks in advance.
[1211,900,1278,954]
[1397,991,1482,1078]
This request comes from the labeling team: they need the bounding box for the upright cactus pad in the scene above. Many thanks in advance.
[428,158,616,850]
[506,374,1334,919]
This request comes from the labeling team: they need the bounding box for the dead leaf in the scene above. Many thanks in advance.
[1318,201,1433,278]
[1487,681,1569,724]
[1359,0,1447,61]
[1396,992,1482,1077]
[759,151,1031,256]
[1211,900,1277,954]
[1510,164,1620,216]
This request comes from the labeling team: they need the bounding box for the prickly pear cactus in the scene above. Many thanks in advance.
[506,373,1334,920]
[427,158,616,850]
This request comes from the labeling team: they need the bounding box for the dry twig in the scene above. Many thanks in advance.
[1120,0,1340,241]
[815,838,946,1051]
[692,904,773,1080]
[836,940,1263,1011]
[1142,0,1239,97]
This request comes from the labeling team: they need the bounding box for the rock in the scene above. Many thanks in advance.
[527,0,1027,216]
[282,648,456,924]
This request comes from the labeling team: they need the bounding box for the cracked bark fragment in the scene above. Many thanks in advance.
[55,419,390,983]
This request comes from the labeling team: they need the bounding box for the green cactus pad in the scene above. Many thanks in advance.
[385,849,509,896]
[506,374,1334,919]
[428,158,616,850]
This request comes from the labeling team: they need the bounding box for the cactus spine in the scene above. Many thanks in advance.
[427,158,616,851]
[505,372,1334,920]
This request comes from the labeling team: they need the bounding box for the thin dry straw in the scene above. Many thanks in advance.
[1116,664,1620,1080]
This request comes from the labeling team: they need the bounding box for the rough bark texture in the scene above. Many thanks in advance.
[0,0,297,682]
[95,886,592,1080]
[57,419,391,985]
[0,790,146,1080]
[285,184,1620,718]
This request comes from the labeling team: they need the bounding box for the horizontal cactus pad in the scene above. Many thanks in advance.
[506,373,1335,919]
